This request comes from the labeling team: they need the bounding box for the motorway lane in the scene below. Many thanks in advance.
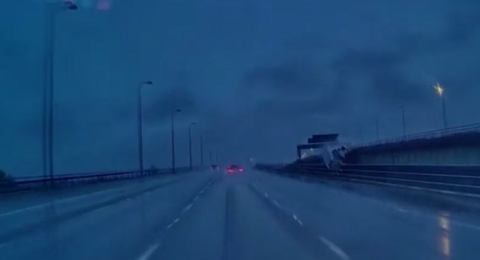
[0,173,194,239]
[3,168,480,260]
[253,170,480,260]
[0,173,189,215]
[0,171,218,260]
[147,170,336,260]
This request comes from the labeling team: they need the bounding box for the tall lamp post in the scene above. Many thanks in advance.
[171,108,181,172]
[433,83,448,129]
[188,122,197,169]
[200,132,204,167]
[137,81,153,175]
[399,105,406,136]
[43,0,78,184]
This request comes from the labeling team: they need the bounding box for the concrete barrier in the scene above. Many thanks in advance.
[255,163,480,196]
[341,164,480,176]
[0,167,199,196]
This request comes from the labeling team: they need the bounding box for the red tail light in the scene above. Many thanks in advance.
[239,168,243,172]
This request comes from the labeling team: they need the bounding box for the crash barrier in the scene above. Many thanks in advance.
[353,122,480,149]
[0,167,197,195]
[255,163,480,196]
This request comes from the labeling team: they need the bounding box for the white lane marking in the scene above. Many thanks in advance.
[264,192,269,198]
[173,218,180,223]
[182,204,193,213]
[137,243,161,260]
[272,200,282,208]
[199,189,205,194]
[397,208,407,213]
[252,183,260,190]
[0,181,162,218]
[90,205,112,214]
[193,196,199,201]
[319,236,350,260]
[166,223,173,229]
[293,214,303,226]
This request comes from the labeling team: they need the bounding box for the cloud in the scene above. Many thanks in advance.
[242,58,324,95]
[3,0,480,175]
[329,48,432,107]
[142,85,199,126]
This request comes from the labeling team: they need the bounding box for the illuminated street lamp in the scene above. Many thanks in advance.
[433,82,448,129]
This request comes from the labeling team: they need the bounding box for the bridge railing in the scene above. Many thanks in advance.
[0,167,194,195]
[353,122,480,149]
[255,163,480,196]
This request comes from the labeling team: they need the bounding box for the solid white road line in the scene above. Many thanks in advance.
[264,192,269,198]
[319,236,350,260]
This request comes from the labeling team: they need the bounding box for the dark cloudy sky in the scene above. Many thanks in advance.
[1,0,479,176]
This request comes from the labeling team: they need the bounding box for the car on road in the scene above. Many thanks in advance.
[226,165,243,174]
[210,164,220,170]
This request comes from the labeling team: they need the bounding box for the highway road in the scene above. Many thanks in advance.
[1,168,480,260]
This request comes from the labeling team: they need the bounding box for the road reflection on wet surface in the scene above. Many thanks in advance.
[1,169,480,260]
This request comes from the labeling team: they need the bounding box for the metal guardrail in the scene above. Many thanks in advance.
[353,122,480,149]
[0,167,195,195]
[255,163,480,196]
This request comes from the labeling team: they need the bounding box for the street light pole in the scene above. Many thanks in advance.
[44,1,77,184]
[433,83,448,129]
[188,122,196,170]
[137,81,153,175]
[399,105,406,136]
[171,109,181,173]
[200,132,204,167]
[375,117,379,141]
[441,94,447,129]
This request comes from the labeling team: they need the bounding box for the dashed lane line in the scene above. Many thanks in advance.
[293,214,303,226]
[319,236,351,260]
[253,181,351,260]
[137,243,161,260]
[272,200,282,208]
[182,204,193,214]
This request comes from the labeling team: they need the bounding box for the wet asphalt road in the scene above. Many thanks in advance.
[1,168,480,260]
